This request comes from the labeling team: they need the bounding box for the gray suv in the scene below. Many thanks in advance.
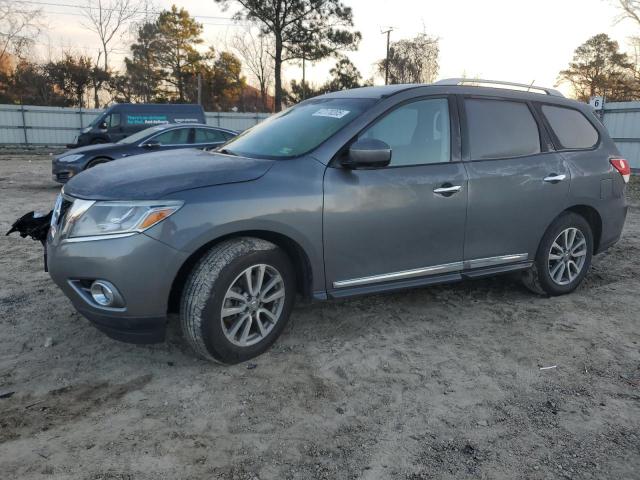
[45,79,630,364]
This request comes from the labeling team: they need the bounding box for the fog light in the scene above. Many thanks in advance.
[90,280,116,306]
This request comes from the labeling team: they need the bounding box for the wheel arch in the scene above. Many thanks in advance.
[564,204,603,253]
[167,230,314,314]
[85,156,113,169]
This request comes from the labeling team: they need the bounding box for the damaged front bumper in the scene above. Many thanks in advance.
[46,232,189,344]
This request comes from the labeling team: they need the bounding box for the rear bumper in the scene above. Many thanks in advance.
[596,204,628,254]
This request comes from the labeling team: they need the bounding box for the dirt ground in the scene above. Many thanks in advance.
[0,154,639,480]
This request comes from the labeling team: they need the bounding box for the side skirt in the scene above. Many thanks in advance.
[325,261,532,300]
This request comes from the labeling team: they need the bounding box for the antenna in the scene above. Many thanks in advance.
[526,79,535,92]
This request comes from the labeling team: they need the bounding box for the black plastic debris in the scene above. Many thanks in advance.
[0,391,15,399]
[6,211,52,243]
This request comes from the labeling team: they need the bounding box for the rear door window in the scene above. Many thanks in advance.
[465,98,541,160]
[153,128,192,145]
[541,105,599,149]
[194,128,225,143]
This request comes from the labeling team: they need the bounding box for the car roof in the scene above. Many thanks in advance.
[317,81,585,110]
[150,123,237,134]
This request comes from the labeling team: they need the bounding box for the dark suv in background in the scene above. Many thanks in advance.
[70,103,206,147]
[45,79,629,364]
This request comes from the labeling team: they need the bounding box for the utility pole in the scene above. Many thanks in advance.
[382,27,393,85]
[197,73,202,105]
[302,51,306,100]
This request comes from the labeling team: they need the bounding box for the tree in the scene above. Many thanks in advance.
[123,20,163,102]
[208,51,246,111]
[155,5,204,101]
[323,56,362,92]
[90,62,111,107]
[214,0,361,112]
[81,0,143,71]
[377,33,439,84]
[285,78,321,104]
[558,33,637,102]
[232,28,274,111]
[44,54,94,107]
[0,1,43,65]
[615,0,640,25]
[1,60,69,106]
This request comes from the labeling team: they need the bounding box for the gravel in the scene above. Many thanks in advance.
[1,155,639,479]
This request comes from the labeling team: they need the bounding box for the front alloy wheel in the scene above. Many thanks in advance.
[221,264,286,347]
[181,237,296,364]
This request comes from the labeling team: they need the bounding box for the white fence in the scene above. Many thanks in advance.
[0,104,270,146]
[3,102,640,168]
[601,102,640,170]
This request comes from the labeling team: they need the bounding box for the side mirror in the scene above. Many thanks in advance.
[99,121,108,130]
[343,138,391,169]
[142,140,161,149]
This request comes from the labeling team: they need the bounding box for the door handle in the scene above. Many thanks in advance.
[433,185,462,194]
[543,174,566,183]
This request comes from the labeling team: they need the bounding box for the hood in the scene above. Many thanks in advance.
[63,149,275,200]
[56,143,120,159]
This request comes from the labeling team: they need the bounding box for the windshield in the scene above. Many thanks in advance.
[222,98,376,159]
[88,114,106,128]
[117,125,167,144]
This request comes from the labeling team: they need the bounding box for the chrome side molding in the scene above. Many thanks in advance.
[332,261,463,288]
[332,253,528,288]
[464,253,528,270]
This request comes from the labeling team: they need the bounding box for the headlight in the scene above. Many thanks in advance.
[64,200,183,239]
[82,126,91,133]
[58,154,85,163]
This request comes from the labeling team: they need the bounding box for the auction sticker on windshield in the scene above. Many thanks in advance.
[312,108,350,119]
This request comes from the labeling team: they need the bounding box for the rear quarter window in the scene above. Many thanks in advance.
[541,105,599,150]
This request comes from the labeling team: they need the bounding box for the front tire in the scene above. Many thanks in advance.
[522,212,593,296]
[86,158,110,169]
[180,238,296,364]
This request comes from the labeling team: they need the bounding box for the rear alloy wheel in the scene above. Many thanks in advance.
[180,238,295,364]
[522,212,593,296]
[547,228,588,286]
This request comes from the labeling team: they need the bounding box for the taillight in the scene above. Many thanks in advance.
[610,158,631,183]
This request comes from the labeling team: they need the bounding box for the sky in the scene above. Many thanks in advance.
[28,0,640,95]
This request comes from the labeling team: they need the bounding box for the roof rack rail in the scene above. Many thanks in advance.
[433,78,564,97]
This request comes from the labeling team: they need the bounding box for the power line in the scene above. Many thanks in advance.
[30,6,248,27]
[20,0,248,23]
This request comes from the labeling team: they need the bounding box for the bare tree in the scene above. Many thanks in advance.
[0,0,43,64]
[376,33,439,84]
[81,0,144,71]
[231,28,274,112]
[616,0,640,25]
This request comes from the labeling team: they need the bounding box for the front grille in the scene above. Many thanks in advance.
[56,172,71,182]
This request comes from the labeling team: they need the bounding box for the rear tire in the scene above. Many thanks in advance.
[522,212,593,296]
[180,238,296,364]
